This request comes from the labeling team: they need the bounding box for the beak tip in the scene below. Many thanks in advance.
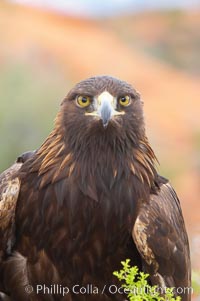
[101,114,111,128]
[100,108,112,129]
[102,121,109,128]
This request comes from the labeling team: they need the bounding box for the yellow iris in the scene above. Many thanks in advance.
[119,95,130,106]
[77,95,91,107]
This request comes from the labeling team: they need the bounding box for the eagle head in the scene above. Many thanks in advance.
[58,76,145,145]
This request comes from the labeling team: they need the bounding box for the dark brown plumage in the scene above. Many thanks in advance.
[0,76,190,301]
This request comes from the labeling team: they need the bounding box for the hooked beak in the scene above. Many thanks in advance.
[97,91,115,128]
[85,91,124,128]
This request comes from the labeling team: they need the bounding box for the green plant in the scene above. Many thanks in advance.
[113,259,181,301]
[192,270,200,295]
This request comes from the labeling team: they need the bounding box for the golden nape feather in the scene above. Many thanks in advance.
[0,76,191,301]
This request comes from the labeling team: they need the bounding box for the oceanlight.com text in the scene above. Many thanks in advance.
[24,283,194,297]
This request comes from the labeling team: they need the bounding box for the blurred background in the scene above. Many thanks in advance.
[0,0,200,296]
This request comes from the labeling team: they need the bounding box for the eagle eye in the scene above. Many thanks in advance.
[118,95,130,106]
[76,95,91,108]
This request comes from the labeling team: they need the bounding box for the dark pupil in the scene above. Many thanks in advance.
[121,97,126,102]
[82,97,88,103]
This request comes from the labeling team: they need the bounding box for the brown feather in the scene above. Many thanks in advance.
[0,164,21,259]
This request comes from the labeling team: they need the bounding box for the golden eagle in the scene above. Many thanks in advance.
[0,76,190,301]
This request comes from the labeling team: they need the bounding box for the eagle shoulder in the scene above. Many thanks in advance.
[0,151,35,259]
[0,163,22,259]
[132,178,191,300]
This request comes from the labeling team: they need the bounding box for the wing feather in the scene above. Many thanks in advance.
[132,180,191,301]
[0,151,35,261]
[0,163,22,259]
